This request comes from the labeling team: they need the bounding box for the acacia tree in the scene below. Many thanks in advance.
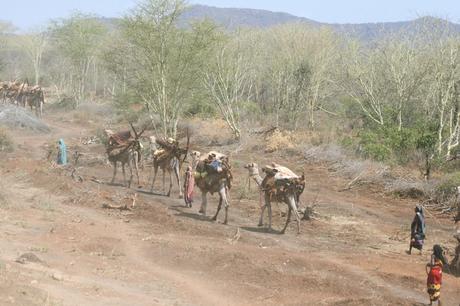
[203,36,253,139]
[50,13,107,105]
[247,24,340,129]
[427,38,460,158]
[17,31,48,85]
[121,0,217,137]
[0,21,15,75]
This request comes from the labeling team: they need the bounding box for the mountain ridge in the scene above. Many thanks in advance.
[180,5,460,40]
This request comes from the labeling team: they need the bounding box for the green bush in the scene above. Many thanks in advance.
[358,130,392,161]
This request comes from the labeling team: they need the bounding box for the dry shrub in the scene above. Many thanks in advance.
[188,118,233,146]
[0,127,13,152]
[264,130,294,153]
[304,143,431,194]
[0,105,50,132]
[384,179,431,199]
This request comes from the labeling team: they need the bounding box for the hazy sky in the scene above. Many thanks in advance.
[1,0,460,31]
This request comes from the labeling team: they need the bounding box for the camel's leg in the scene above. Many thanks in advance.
[133,151,140,186]
[212,196,222,222]
[265,194,272,231]
[150,164,158,192]
[258,204,266,227]
[39,101,43,118]
[167,170,173,197]
[122,162,127,187]
[281,207,291,234]
[222,187,229,225]
[287,195,301,234]
[174,160,183,199]
[199,191,207,215]
[110,162,117,184]
[127,158,133,189]
[162,168,166,195]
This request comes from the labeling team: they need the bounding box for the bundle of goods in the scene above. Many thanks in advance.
[195,151,233,190]
[153,137,187,162]
[261,163,305,200]
[105,130,138,157]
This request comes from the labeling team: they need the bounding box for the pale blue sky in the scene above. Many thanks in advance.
[1,0,460,31]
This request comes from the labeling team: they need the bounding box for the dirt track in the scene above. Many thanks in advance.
[0,113,459,306]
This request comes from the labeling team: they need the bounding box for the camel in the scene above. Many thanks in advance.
[150,134,189,198]
[1,81,23,105]
[194,151,232,222]
[0,81,44,117]
[20,85,45,117]
[105,124,144,188]
[191,151,233,224]
[244,162,305,234]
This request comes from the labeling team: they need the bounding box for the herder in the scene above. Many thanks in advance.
[409,205,426,255]
[426,244,447,306]
[57,139,67,165]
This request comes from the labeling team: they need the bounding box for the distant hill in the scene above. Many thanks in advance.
[179,4,319,29]
[69,5,460,42]
[180,5,460,41]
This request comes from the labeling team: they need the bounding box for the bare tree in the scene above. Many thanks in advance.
[50,13,107,105]
[204,38,253,139]
[17,31,48,85]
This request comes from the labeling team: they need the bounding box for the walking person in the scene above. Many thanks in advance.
[57,139,67,165]
[184,166,194,207]
[426,244,448,306]
[409,205,426,254]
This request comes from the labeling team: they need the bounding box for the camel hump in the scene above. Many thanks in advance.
[263,163,299,180]
[105,130,134,151]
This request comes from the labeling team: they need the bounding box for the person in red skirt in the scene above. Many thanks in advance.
[426,244,448,305]
[184,166,194,208]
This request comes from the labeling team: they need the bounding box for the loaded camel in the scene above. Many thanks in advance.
[20,85,45,117]
[0,81,45,117]
[189,151,233,224]
[105,123,145,188]
[149,133,189,197]
[244,162,305,234]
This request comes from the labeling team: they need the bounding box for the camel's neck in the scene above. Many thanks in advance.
[249,174,263,186]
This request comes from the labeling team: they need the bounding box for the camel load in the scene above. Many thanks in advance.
[105,130,139,157]
[245,162,305,233]
[195,151,233,190]
[261,163,305,202]
[152,137,186,162]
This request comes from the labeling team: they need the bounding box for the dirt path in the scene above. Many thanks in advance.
[0,113,459,305]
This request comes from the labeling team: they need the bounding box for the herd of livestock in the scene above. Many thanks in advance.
[0,80,45,117]
[103,124,307,234]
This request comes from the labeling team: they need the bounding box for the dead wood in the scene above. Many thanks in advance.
[339,171,365,192]
[102,203,132,211]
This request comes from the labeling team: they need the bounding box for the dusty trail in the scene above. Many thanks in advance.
[0,113,459,305]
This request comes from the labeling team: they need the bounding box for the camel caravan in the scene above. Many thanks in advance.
[103,124,307,233]
[0,80,45,117]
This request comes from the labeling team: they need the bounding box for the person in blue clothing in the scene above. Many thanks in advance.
[57,139,67,165]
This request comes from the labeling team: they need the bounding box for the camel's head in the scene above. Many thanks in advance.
[191,150,201,160]
[244,163,259,176]
[104,129,114,138]
[190,151,201,167]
